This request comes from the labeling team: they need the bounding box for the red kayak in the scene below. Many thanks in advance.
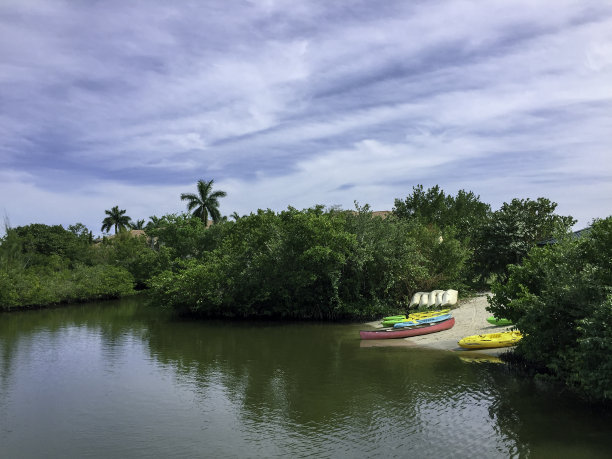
[359,317,455,340]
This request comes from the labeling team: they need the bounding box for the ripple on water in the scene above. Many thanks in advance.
[388,380,517,458]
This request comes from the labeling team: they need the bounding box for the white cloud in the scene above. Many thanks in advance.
[1,0,611,234]
[0,170,186,236]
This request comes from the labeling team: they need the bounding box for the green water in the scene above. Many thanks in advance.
[1,297,610,458]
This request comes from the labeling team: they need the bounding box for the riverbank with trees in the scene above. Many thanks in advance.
[1,182,610,402]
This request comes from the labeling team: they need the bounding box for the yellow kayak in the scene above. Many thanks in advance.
[410,308,450,318]
[458,331,523,349]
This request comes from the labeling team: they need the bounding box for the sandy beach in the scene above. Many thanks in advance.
[362,292,515,357]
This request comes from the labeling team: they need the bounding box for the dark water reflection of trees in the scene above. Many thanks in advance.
[1,297,611,457]
[0,297,149,387]
[141,312,612,457]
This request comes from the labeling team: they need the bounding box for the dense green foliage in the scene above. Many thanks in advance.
[10,223,91,267]
[0,224,151,309]
[473,198,576,282]
[0,264,134,309]
[91,231,171,289]
[393,185,491,243]
[488,217,612,402]
[393,188,575,285]
[148,205,468,319]
[0,186,579,316]
[146,213,210,258]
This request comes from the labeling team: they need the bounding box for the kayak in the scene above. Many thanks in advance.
[383,309,450,320]
[486,316,513,326]
[458,331,523,349]
[411,308,450,317]
[384,309,450,319]
[393,313,452,328]
[360,317,455,340]
[382,314,407,321]
[381,309,451,327]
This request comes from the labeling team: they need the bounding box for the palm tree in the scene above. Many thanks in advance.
[145,215,162,232]
[180,179,227,224]
[101,206,132,234]
[230,211,241,221]
[131,219,145,230]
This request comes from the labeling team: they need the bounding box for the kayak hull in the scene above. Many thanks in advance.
[360,317,455,340]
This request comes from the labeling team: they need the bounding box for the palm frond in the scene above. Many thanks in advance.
[197,179,213,196]
[180,193,198,201]
[210,190,227,199]
[209,208,221,223]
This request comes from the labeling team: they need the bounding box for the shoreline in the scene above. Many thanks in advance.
[361,293,515,357]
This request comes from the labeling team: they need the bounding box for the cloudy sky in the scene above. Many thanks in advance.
[1,0,611,235]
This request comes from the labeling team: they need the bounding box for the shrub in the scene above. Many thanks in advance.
[0,265,134,310]
[488,216,612,402]
[148,206,469,320]
[473,198,575,282]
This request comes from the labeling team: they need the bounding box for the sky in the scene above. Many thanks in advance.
[1,0,611,236]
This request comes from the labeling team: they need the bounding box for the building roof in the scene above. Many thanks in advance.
[371,211,391,218]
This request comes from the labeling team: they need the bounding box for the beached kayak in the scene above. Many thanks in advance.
[458,331,523,349]
[360,317,455,340]
[393,313,452,328]
[486,316,513,326]
[381,309,451,327]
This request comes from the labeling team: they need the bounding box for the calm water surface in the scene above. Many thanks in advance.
[1,297,610,458]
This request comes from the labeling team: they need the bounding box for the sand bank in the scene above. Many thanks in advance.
[362,293,515,357]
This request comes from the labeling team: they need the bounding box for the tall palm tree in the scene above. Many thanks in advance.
[181,179,227,224]
[101,206,132,234]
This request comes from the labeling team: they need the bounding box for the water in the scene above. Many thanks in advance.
[1,297,610,458]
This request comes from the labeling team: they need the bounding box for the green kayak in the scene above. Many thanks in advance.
[486,316,513,326]
[382,314,406,321]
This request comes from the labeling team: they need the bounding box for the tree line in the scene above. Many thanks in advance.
[0,181,581,311]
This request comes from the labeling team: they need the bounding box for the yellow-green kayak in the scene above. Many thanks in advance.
[458,331,523,349]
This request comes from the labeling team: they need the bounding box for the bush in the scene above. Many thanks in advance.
[0,264,134,310]
[11,223,93,267]
[473,198,575,282]
[148,206,469,320]
[92,232,170,288]
[488,216,612,402]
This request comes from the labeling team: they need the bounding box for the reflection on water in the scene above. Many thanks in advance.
[1,297,611,458]
[458,353,503,364]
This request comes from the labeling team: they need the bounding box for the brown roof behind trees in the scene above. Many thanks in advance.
[349,210,391,218]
